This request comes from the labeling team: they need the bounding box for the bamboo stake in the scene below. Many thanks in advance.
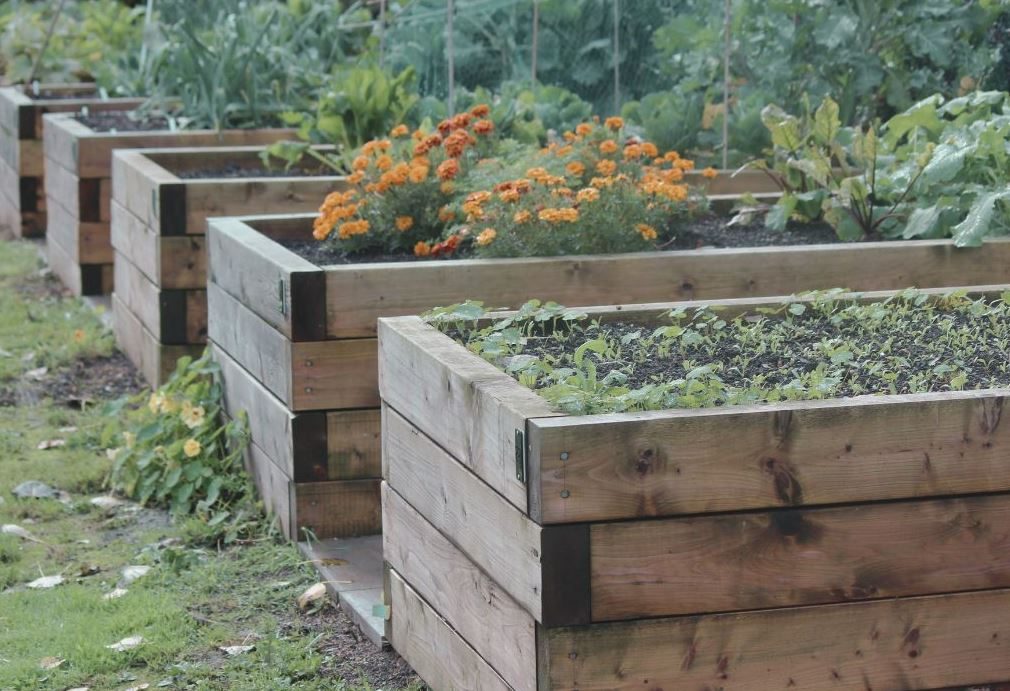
[378,0,387,69]
[27,0,69,85]
[612,0,620,115]
[447,0,455,115]
[722,0,731,169]
[531,0,539,84]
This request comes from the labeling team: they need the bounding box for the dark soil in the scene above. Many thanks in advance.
[176,164,331,180]
[76,111,172,133]
[35,90,100,101]
[281,214,854,267]
[667,213,844,249]
[313,606,422,688]
[0,352,146,407]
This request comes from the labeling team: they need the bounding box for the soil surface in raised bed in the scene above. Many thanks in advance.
[34,90,101,101]
[281,213,855,267]
[176,164,333,180]
[76,111,172,132]
[450,293,1010,413]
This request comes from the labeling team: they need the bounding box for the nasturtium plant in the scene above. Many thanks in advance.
[103,352,257,542]
[432,290,1010,415]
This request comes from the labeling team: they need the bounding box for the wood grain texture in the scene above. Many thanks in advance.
[113,253,206,344]
[529,389,1010,524]
[378,316,559,513]
[383,482,537,691]
[111,148,179,232]
[207,216,325,341]
[387,569,511,691]
[112,294,200,385]
[325,238,1010,338]
[241,436,293,539]
[45,197,110,264]
[383,404,543,620]
[326,409,381,480]
[591,494,1010,621]
[542,588,1010,690]
[293,479,381,538]
[47,237,112,296]
[110,199,207,289]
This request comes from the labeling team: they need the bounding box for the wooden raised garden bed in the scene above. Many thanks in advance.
[0,83,143,238]
[377,289,1010,690]
[42,111,292,295]
[207,211,1010,541]
[110,145,344,386]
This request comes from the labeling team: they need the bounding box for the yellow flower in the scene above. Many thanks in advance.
[182,404,205,430]
[636,223,658,241]
[395,216,414,232]
[599,139,618,154]
[106,447,120,461]
[148,393,163,414]
[183,438,201,458]
[576,187,599,203]
[498,189,520,203]
[476,228,497,246]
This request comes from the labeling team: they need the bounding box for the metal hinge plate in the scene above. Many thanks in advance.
[515,429,526,483]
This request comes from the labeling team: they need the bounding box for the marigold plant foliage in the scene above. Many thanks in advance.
[313,110,710,259]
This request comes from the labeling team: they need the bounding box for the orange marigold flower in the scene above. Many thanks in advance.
[395,216,414,232]
[437,158,460,181]
[376,139,392,151]
[437,119,454,136]
[576,187,599,203]
[337,219,371,240]
[444,130,473,158]
[624,144,643,160]
[513,210,531,224]
[591,176,615,189]
[676,158,695,171]
[431,234,461,257]
[599,139,618,154]
[476,228,497,246]
[636,223,658,241]
[376,155,393,171]
[348,171,365,184]
[551,187,574,198]
[664,150,681,162]
[563,131,576,142]
[313,216,335,241]
[473,119,495,136]
[352,155,369,171]
[414,241,432,257]
[575,123,593,136]
[525,167,550,183]
[438,206,455,222]
[604,116,624,131]
[701,166,718,179]
[440,180,455,194]
[412,129,425,141]
[452,113,472,130]
[390,124,409,138]
[362,141,378,155]
[499,189,520,203]
[538,207,579,224]
[596,159,617,176]
[470,104,491,118]
[641,142,659,158]
[566,161,585,177]
[409,165,428,183]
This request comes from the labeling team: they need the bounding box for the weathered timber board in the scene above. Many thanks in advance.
[387,569,511,691]
[207,281,376,411]
[541,587,1010,690]
[378,317,559,513]
[590,493,1010,621]
[48,237,111,296]
[294,479,381,539]
[528,388,1010,524]
[113,253,206,344]
[46,196,111,263]
[383,482,537,691]
[110,200,206,289]
[112,294,200,385]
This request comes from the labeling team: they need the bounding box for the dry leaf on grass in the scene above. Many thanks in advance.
[38,656,64,670]
[219,645,255,656]
[106,635,144,652]
[296,582,327,609]
[35,439,65,450]
[26,575,64,589]
[103,588,129,601]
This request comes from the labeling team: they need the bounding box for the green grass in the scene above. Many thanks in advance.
[0,240,420,691]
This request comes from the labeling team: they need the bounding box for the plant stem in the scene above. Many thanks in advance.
[27,0,69,85]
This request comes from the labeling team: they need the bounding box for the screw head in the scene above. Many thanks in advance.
[560,489,570,499]
[560,451,569,461]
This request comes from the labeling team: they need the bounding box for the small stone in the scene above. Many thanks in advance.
[26,575,64,589]
[106,635,144,652]
[103,587,129,601]
[219,645,255,656]
[119,565,151,585]
[13,481,59,499]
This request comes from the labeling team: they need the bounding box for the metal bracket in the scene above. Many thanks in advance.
[150,188,159,219]
[371,603,390,620]
[515,429,526,483]
[278,279,288,316]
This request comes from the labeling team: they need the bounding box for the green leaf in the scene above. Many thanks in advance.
[952,190,1010,247]
[812,97,840,146]
[761,105,803,152]
[765,195,796,231]
[920,143,968,185]
[902,205,943,239]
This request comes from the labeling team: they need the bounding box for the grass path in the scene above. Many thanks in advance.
[0,240,420,691]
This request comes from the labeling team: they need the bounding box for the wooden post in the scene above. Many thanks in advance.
[722,0,731,169]
[447,0,456,116]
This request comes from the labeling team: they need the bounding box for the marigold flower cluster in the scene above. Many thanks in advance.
[313,110,709,260]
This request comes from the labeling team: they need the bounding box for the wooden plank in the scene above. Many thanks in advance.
[382,482,537,691]
[293,479,381,539]
[542,587,1010,691]
[111,148,182,233]
[528,389,1010,524]
[326,409,381,480]
[112,294,200,386]
[379,317,559,513]
[110,200,206,289]
[183,175,342,234]
[324,238,1010,338]
[207,281,376,411]
[591,493,1010,621]
[43,154,82,216]
[241,436,294,540]
[207,216,325,341]
[388,569,511,691]
[382,405,543,620]
[47,198,110,263]
[46,235,113,296]
[113,253,206,344]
